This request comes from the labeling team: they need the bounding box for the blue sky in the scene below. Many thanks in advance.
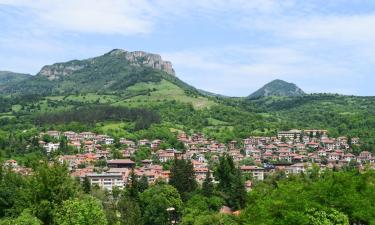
[1,0,375,96]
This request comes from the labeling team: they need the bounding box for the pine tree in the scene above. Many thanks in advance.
[127,169,139,199]
[202,169,214,197]
[229,168,247,210]
[215,154,236,193]
[215,154,247,209]
[138,175,149,193]
[118,195,143,225]
[169,158,197,201]
[82,176,91,194]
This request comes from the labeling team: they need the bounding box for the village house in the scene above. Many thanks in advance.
[240,166,265,181]
[277,129,302,140]
[86,173,125,191]
[107,159,135,169]
[43,142,60,153]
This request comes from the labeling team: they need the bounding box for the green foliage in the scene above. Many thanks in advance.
[140,184,183,225]
[169,159,197,201]
[35,105,161,131]
[0,209,42,225]
[202,169,214,197]
[215,154,247,210]
[118,195,143,225]
[180,194,225,225]
[307,208,349,225]
[17,163,81,224]
[241,169,375,225]
[53,196,108,225]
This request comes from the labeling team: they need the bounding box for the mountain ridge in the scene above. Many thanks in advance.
[0,49,192,96]
[0,71,31,85]
[37,49,175,81]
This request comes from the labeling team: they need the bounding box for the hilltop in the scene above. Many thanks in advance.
[248,79,305,99]
[0,71,31,85]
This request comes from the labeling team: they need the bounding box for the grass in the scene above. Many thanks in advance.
[120,80,217,109]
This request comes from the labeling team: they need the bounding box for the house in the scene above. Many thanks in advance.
[43,142,60,153]
[119,139,135,147]
[107,159,135,169]
[287,163,311,174]
[304,130,328,137]
[80,132,96,139]
[4,159,18,168]
[86,173,125,191]
[157,150,175,162]
[343,153,355,162]
[151,140,161,149]
[139,139,150,146]
[47,130,60,139]
[322,140,335,150]
[104,137,114,145]
[63,131,77,140]
[359,151,372,161]
[328,153,340,161]
[240,166,265,181]
[277,130,302,140]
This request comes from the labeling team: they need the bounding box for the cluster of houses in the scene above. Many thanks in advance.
[3,129,372,191]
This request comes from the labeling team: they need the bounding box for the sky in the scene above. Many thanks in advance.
[1,0,375,97]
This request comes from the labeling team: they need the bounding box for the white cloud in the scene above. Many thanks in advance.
[0,0,156,35]
[163,45,357,96]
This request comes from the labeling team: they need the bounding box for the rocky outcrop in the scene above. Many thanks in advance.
[38,62,85,80]
[108,49,175,76]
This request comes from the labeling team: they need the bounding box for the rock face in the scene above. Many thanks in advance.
[38,49,175,80]
[248,79,305,98]
[108,49,175,76]
[38,63,85,80]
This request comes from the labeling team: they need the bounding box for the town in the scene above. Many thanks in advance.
[3,129,369,192]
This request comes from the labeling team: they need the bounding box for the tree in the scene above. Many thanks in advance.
[82,176,91,194]
[228,169,247,210]
[0,209,42,225]
[307,208,349,225]
[16,162,81,224]
[127,169,139,199]
[215,154,246,209]
[118,195,143,225]
[215,154,236,194]
[140,184,183,225]
[53,197,108,225]
[137,175,149,193]
[169,158,197,200]
[202,169,214,197]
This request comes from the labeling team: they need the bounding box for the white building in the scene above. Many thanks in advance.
[86,173,124,191]
[277,130,302,140]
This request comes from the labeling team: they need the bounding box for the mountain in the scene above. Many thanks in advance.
[0,49,216,109]
[248,79,305,99]
[0,71,31,85]
[0,49,194,95]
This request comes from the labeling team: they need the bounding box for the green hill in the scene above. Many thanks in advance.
[248,79,305,99]
[0,71,31,85]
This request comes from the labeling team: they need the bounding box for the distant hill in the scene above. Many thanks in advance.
[0,71,31,85]
[248,79,305,99]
